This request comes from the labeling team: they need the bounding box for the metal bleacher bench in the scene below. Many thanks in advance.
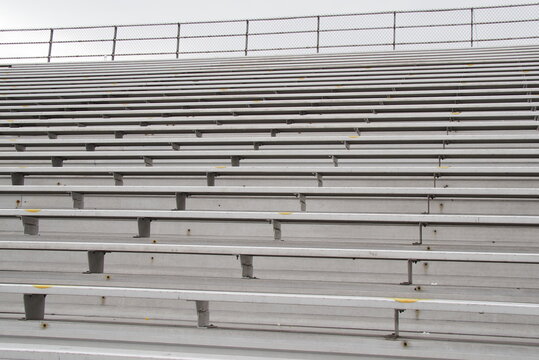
[4,166,539,186]
[0,283,537,338]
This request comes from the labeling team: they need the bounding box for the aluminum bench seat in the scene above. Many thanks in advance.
[1,120,538,138]
[3,148,539,168]
[4,166,539,186]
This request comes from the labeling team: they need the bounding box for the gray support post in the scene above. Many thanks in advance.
[316,16,321,53]
[15,144,26,152]
[85,144,96,151]
[332,156,339,167]
[231,156,240,167]
[270,129,277,137]
[253,142,260,150]
[114,131,125,139]
[51,157,64,167]
[470,8,474,47]
[206,173,215,186]
[175,192,187,210]
[11,173,24,185]
[87,251,106,273]
[316,173,323,187]
[272,220,282,241]
[113,173,124,186]
[71,192,84,209]
[343,141,350,150]
[111,26,118,61]
[47,132,57,139]
[414,223,425,245]
[47,29,54,63]
[240,255,254,278]
[172,143,180,150]
[23,294,46,320]
[196,300,210,327]
[143,156,153,167]
[400,260,414,285]
[22,216,39,235]
[393,309,403,338]
[392,12,397,50]
[176,23,181,59]
[298,194,306,211]
[195,130,202,138]
[244,20,249,56]
[136,218,151,238]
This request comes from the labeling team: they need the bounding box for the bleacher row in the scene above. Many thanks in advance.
[0,45,538,359]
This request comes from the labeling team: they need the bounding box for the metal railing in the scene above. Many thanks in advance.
[0,2,538,63]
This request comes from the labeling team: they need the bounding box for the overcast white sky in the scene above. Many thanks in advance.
[0,0,534,28]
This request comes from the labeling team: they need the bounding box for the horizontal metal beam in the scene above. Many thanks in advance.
[1,241,538,263]
[1,283,538,316]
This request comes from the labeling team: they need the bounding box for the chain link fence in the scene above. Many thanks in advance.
[0,2,538,64]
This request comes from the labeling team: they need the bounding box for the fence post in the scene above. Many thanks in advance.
[316,16,321,53]
[176,23,181,59]
[244,20,249,56]
[111,26,118,61]
[392,12,397,50]
[470,8,474,47]
[47,29,54,63]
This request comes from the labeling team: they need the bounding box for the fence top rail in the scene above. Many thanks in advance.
[0,2,537,32]
[1,240,538,263]
[0,283,538,315]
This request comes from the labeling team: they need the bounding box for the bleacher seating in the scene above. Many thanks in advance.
[0,45,538,359]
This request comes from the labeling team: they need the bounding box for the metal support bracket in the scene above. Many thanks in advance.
[85,144,96,151]
[272,220,282,241]
[23,294,46,320]
[239,255,254,278]
[343,141,350,150]
[391,309,405,338]
[206,173,215,186]
[22,216,39,235]
[87,251,106,273]
[315,173,323,187]
[400,260,417,285]
[196,300,210,328]
[113,173,124,186]
[253,142,260,150]
[47,132,57,139]
[413,223,426,245]
[195,130,202,138]
[15,144,26,152]
[332,156,339,167]
[143,156,153,167]
[136,218,151,238]
[114,131,125,139]
[11,173,24,185]
[51,157,64,167]
[172,143,180,150]
[71,192,84,209]
[298,194,306,211]
[175,192,188,210]
[231,156,240,167]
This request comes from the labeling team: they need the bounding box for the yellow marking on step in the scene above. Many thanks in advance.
[466,64,474,66]
[348,136,359,138]
[215,166,227,168]
[438,166,450,169]
[393,298,419,303]
[33,285,52,289]
[278,212,293,215]
[451,112,461,115]
[25,209,41,213]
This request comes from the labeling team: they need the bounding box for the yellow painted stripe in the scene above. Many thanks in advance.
[438,166,450,169]
[215,166,227,169]
[451,112,461,115]
[33,285,53,289]
[392,298,419,303]
[25,209,41,213]
[348,136,359,138]
[278,212,293,215]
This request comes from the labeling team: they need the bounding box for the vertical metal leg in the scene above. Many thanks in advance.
[393,309,401,338]
[22,217,39,235]
[240,255,254,278]
[47,132,58,139]
[71,192,84,209]
[11,173,24,185]
[272,220,282,241]
[143,156,153,167]
[172,143,180,150]
[114,131,125,139]
[23,294,46,320]
[113,173,124,186]
[413,223,424,245]
[175,192,187,210]
[51,157,64,167]
[316,173,323,187]
[206,173,215,186]
[196,300,210,328]
[15,144,26,152]
[87,251,106,273]
[332,156,339,167]
[85,144,96,151]
[400,260,414,285]
[231,156,240,167]
[136,218,151,238]
[298,194,306,211]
